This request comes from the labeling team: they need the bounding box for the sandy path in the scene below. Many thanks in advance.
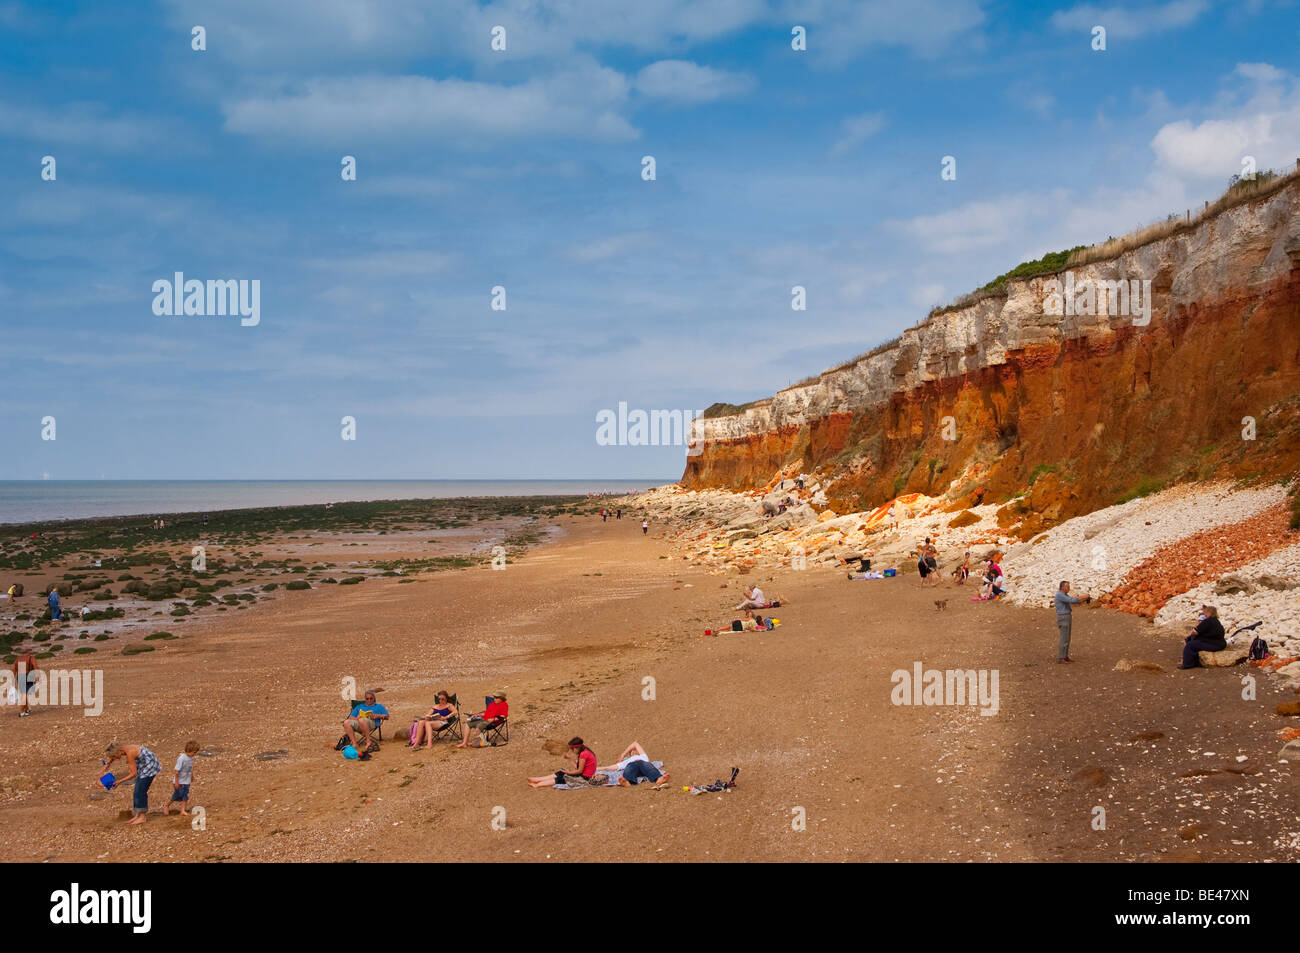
[2,516,1297,862]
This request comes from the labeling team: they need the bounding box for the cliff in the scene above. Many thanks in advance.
[684,173,1300,537]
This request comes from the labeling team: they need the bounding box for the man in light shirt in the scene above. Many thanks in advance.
[1054,581,1091,663]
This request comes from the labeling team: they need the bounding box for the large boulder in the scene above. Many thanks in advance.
[1199,643,1249,667]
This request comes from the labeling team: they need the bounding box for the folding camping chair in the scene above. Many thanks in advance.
[478,695,509,747]
[428,692,463,745]
[344,697,385,743]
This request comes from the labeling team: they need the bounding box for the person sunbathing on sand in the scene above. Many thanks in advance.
[602,741,670,787]
[411,691,457,749]
[527,737,606,788]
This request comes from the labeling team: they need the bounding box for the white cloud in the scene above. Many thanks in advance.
[0,102,182,152]
[893,192,1070,255]
[565,232,654,262]
[1050,0,1208,39]
[828,111,887,157]
[222,67,638,147]
[302,250,455,277]
[1150,63,1300,180]
[634,60,756,104]
[778,0,986,64]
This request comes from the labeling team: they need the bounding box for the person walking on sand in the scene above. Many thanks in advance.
[103,742,161,825]
[47,587,61,621]
[601,509,607,523]
[641,519,649,535]
[917,538,938,587]
[1054,580,1091,663]
[11,651,38,717]
[616,509,621,520]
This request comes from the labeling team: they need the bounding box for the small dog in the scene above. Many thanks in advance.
[934,599,948,612]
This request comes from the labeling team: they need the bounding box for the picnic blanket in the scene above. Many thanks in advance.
[554,761,666,790]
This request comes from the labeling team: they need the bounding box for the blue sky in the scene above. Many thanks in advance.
[1,0,1298,480]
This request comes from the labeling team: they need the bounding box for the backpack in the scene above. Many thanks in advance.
[335,734,351,751]
[1249,636,1269,661]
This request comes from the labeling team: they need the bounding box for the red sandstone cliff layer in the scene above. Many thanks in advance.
[684,179,1300,534]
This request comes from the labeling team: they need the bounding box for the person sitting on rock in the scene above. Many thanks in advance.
[1179,605,1226,670]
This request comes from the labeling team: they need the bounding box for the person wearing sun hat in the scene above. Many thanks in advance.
[457,690,508,748]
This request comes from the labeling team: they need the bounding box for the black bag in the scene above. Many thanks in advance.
[335,735,351,751]
[731,620,743,632]
[1249,636,1269,661]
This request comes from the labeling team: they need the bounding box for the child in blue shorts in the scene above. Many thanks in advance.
[164,740,200,816]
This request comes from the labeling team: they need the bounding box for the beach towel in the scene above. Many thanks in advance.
[553,761,666,790]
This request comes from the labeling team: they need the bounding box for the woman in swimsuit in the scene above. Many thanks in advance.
[411,691,457,749]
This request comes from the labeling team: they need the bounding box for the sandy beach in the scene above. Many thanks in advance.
[3,505,1297,863]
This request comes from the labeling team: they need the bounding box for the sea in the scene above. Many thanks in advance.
[0,480,667,525]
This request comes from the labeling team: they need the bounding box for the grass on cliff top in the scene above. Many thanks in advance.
[701,399,769,420]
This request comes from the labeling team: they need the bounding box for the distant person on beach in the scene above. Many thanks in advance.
[952,552,971,585]
[526,737,605,788]
[342,690,389,753]
[411,691,457,748]
[642,519,649,535]
[602,741,669,787]
[1054,581,1091,663]
[47,588,61,621]
[163,740,200,816]
[1180,605,1227,670]
[617,509,622,520]
[458,690,507,748]
[104,742,161,825]
[917,538,938,587]
[736,584,768,613]
[11,651,38,717]
[601,510,607,522]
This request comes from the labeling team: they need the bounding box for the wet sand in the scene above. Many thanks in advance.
[2,514,1297,862]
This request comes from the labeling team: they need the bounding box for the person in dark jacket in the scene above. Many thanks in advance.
[1179,605,1226,669]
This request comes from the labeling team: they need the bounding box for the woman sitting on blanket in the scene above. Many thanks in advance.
[527,737,606,788]
[410,690,457,749]
[601,741,670,787]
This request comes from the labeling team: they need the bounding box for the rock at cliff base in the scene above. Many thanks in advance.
[1199,644,1249,667]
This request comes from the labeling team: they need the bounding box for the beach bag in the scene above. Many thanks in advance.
[1249,636,1269,661]
[731,620,743,632]
[334,734,351,751]
[409,721,421,745]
